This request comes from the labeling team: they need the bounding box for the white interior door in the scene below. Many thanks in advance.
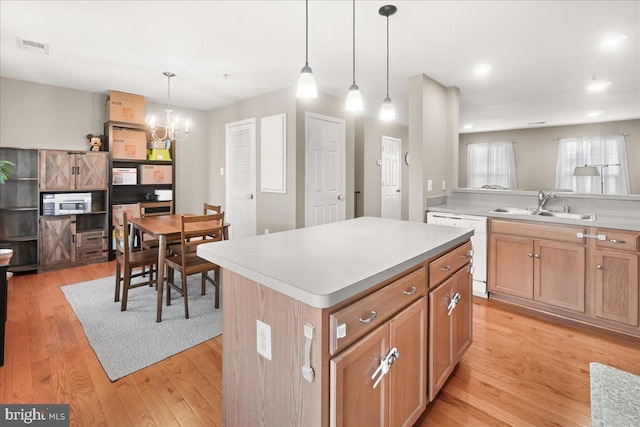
[305,113,346,227]
[225,118,256,239]
[381,136,402,220]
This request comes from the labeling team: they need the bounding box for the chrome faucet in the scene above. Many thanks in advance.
[537,190,555,212]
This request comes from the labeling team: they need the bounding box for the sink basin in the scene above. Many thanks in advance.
[538,211,596,221]
[490,207,537,215]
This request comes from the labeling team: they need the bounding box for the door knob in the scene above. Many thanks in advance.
[338,195,345,201]
[247,194,254,199]
[396,189,401,192]
[596,264,603,270]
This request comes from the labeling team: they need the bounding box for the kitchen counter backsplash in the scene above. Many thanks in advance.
[427,189,640,231]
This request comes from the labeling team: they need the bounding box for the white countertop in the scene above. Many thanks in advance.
[198,217,473,308]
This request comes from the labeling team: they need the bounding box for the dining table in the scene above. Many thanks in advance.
[127,214,229,322]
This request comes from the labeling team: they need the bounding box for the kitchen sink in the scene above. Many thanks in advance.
[490,207,537,215]
[537,211,596,220]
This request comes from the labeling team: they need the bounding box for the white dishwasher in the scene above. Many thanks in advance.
[427,212,488,298]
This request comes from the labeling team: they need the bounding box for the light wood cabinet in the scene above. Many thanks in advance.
[489,219,586,313]
[40,150,108,191]
[330,297,427,427]
[592,228,639,329]
[428,265,472,401]
[488,219,640,338]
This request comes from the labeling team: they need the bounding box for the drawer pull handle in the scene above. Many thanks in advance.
[440,265,451,272]
[461,253,471,259]
[534,254,540,259]
[359,310,377,323]
[527,253,533,257]
[596,264,603,270]
[403,286,417,296]
[609,239,625,244]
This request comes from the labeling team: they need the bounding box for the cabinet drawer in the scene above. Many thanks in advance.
[329,267,426,356]
[77,244,106,260]
[429,242,472,289]
[594,229,639,252]
[77,230,107,248]
[491,219,586,244]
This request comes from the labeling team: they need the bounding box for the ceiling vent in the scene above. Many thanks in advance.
[16,37,50,55]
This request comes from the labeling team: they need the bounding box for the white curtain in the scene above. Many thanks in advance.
[555,135,630,194]
[467,142,517,189]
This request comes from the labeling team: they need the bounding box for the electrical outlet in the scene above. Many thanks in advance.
[442,180,446,191]
[256,320,272,360]
[427,180,433,191]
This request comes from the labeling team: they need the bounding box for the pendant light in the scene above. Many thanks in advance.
[379,5,397,121]
[297,0,317,99]
[345,0,363,111]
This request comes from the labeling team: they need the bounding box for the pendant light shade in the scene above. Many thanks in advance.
[346,83,363,111]
[345,0,363,112]
[379,5,397,121]
[297,65,317,98]
[297,0,317,99]
[380,96,396,121]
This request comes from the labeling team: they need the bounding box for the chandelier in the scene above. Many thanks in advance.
[148,72,189,143]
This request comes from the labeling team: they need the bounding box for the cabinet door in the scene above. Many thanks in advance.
[452,268,473,362]
[330,323,389,427]
[40,150,73,190]
[75,152,108,190]
[489,234,534,299]
[534,240,586,312]
[428,277,453,402]
[389,297,427,427]
[40,216,75,266]
[593,249,639,327]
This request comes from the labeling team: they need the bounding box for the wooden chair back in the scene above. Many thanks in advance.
[178,213,225,266]
[113,211,131,261]
[203,203,221,215]
[140,200,173,217]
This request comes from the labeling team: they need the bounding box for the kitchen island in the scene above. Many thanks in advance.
[198,217,474,426]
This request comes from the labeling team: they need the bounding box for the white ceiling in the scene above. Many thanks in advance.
[1,1,638,133]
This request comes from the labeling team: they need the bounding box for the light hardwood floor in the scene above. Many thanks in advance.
[1,261,638,426]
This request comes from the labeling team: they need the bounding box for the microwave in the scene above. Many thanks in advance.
[43,193,92,216]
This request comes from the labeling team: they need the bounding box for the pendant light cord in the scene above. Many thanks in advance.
[386,15,390,97]
[167,74,171,110]
[352,0,356,84]
[305,0,309,67]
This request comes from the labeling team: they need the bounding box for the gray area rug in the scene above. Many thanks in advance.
[590,362,640,426]
[62,274,222,381]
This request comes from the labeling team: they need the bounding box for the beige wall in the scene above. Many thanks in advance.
[354,116,409,220]
[459,119,640,194]
[206,86,297,234]
[0,77,210,214]
[408,74,460,221]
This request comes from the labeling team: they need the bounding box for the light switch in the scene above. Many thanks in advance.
[442,180,446,191]
[427,180,433,191]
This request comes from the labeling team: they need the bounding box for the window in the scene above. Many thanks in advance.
[554,135,630,194]
[466,142,517,189]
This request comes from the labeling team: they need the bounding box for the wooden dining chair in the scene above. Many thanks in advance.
[114,211,160,311]
[203,203,221,214]
[139,200,174,249]
[164,213,224,318]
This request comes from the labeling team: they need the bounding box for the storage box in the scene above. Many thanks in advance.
[106,90,146,124]
[112,203,141,224]
[139,165,172,184]
[112,168,137,185]
[112,129,147,160]
[147,148,172,161]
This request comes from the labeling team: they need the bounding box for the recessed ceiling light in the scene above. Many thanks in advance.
[600,34,627,50]
[16,37,49,55]
[587,111,606,117]
[473,64,491,78]
[463,124,473,129]
[586,81,612,92]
